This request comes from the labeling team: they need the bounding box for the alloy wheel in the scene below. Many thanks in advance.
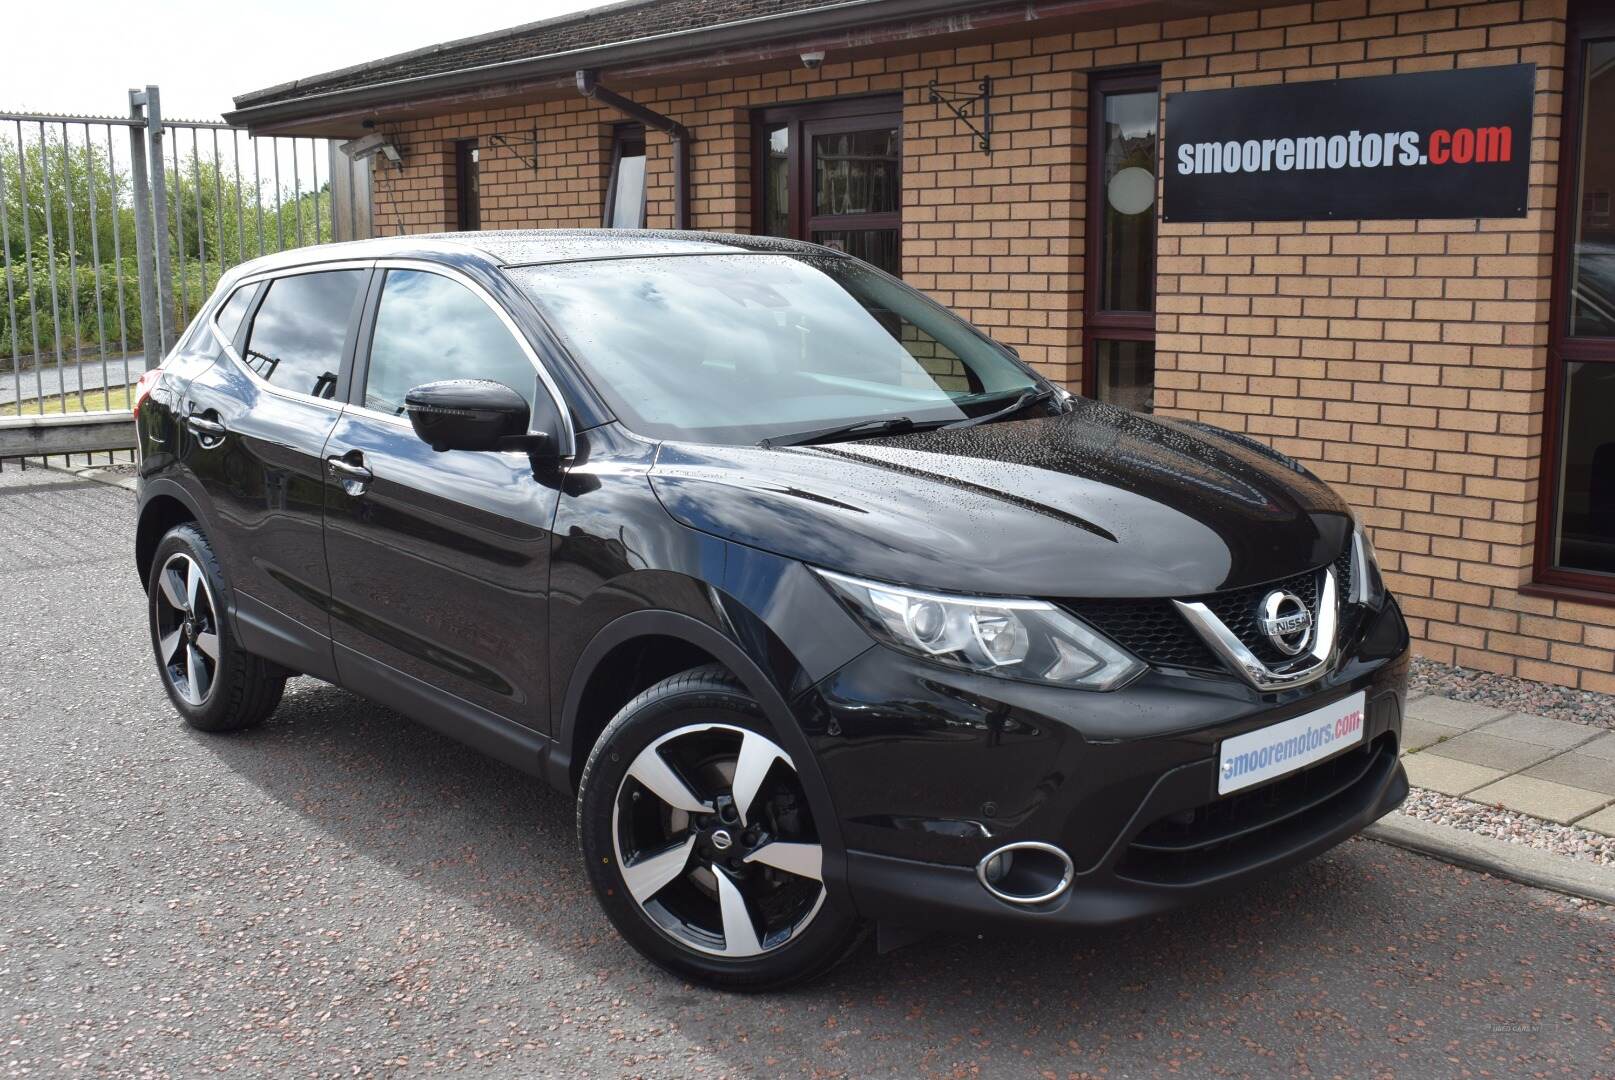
[611,723,825,958]
[153,552,220,707]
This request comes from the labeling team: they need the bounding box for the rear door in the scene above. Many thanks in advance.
[180,263,372,680]
[321,262,565,732]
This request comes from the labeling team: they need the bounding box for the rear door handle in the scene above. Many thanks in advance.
[185,413,227,444]
[326,453,374,494]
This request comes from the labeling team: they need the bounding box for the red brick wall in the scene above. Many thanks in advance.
[364,0,1615,691]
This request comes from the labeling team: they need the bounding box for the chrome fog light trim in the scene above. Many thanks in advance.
[974,841,1075,905]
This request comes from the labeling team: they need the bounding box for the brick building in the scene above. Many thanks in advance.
[228,0,1615,690]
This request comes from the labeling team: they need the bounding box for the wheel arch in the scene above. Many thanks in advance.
[135,481,208,589]
[551,609,848,878]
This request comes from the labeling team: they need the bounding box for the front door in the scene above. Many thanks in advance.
[757,97,902,277]
[322,264,561,731]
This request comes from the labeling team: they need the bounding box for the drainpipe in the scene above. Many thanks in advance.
[576,69,690,230]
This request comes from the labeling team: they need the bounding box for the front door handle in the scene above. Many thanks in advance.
[326,453,374,495]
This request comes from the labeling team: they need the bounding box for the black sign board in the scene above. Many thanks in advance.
[1163,65,1534,223]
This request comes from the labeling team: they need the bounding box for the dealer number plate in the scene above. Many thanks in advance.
[1217,691,1366,796]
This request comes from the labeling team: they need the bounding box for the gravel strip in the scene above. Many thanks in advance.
[1396,787,1615,868]
[1410,656,1615,731]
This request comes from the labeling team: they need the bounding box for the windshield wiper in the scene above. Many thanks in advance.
[943,386,1056,430]
[759,416,919,448]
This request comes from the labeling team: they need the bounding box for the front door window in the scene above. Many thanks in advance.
[756,99,902,277]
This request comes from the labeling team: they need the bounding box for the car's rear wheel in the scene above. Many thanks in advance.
[147,523,285,732]
[577,665,862,990]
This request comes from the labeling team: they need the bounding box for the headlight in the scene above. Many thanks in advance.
[813,568,1144,691]
[1350,525,1386,607]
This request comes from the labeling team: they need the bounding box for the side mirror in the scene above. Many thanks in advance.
[405,379,540,453]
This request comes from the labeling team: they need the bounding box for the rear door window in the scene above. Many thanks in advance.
[241,269,366,399]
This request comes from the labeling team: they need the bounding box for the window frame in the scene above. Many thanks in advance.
[345,259,577,456]
[455,139,480,231]
[211,261,375,409]
[1533,6,1615,598]
[1082,67,1162,409]
[603,123,647,229]
[751,95,903,271]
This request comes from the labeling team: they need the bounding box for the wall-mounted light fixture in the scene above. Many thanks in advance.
[338,131,403,167]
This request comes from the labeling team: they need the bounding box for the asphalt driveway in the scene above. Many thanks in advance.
[1,466,1610,1078]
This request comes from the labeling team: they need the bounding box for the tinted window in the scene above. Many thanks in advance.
[242,270,364,399]
[511,253,1036,444]
[1570,39,1615,337]
[363,269,537,416]
[214,284,256,346]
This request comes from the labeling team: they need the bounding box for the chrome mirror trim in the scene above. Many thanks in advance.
[1175,570,1338,692]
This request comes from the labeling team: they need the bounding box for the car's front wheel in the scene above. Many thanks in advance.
[577,665,862,990]
[147,523,285,732]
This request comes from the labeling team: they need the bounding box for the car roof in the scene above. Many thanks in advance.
[225,229,835,279]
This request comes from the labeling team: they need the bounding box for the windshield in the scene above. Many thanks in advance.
[509,253,1043,444]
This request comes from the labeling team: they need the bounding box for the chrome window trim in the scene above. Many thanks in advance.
[1175,570,1339,692]
[360,258,577,458]
[211,260,376,413]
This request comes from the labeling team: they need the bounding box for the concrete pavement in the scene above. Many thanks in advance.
[2,467,1611,1077]
[1400,694,1615,830]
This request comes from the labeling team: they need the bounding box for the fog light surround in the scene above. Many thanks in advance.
[975,841,1075,905]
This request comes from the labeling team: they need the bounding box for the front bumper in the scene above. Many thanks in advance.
[799,596,1411,931]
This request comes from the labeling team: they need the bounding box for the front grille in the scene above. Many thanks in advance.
[1199,567,1321,667]
[1063,598,1219,671]
[1115,733,1396,886]
[1065,543,1354,675]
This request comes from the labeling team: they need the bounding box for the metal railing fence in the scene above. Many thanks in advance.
[1,86,371,467]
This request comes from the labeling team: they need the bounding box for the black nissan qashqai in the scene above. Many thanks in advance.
[133,231,1409,990]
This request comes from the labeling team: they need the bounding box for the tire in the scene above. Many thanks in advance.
[147,523,285,733]
[578,664,863,990]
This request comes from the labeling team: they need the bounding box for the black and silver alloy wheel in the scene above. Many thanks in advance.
[579,666,862,989]
[146,523,285,733]
[153,551,221,707]
[613,723,825,958]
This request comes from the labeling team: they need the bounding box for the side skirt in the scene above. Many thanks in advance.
[334,642,557,780]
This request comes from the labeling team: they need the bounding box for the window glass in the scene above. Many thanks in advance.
[813,129,899,216]
[214,284,255,345]
[363,269,536,417]
[1095,339,1155,414]
[1570,39,1615,337]
[1099,90,1159,313]
[763,123,790,237]
[241,270,364,399]
[606,128,645,229]
[1553,360,1615,576]
[457,141,480,231]
[511,253,1037,445]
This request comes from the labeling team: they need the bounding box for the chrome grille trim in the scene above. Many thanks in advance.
[1174,569,1339,692]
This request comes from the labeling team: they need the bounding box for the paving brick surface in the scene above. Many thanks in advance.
[1402,754,1506,798]
[1468,776,1611,826]
[1430,731,1563,772]
[1404,696,1510,730]
[1523,753,1615,797]
[1483,713,1602,751]
[1401,716,1465,753]
[1575,732,1615,762]
[1579,805,1615,837]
